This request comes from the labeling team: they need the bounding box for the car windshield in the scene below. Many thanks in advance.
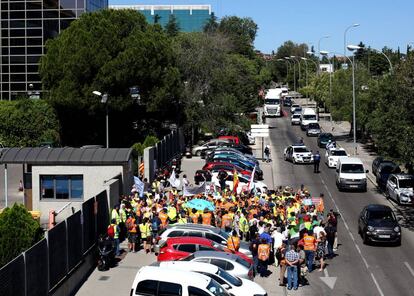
[293,147,309,153]
[218,230,229,239]
[236,257,251,269]
[206,279,231,296]
[265,99,280,105]
[217,268,242,287]
[331,150,347,156]
[308,123,320,129]
[368,210,396,221]
[399,178,414,189]
[341,164,364,173]
[320,134,333,140]
[292,114,301,118]
[180,254,195,261]
[303,114,316,120]
[292,104,299,108]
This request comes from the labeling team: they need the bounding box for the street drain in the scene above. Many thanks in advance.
[98,276,110,281]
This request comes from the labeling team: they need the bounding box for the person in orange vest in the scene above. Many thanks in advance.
[190,208,200,224]
[202,209,212,226]
[221,212,233,232]
[303,230,316,272]
[126,214,138,252]
[227,230,240,252]
[257,238,270,277]
[159,209,169,229]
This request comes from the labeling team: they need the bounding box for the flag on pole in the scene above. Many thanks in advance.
[133,176,145,197]
[168,170,181,188]
[233,168,239,193]
[247,165,256,191]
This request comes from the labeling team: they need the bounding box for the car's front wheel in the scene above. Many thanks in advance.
[363,232,370,245]
[196,150,202,156]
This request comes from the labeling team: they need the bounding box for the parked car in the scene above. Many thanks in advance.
[291,113,301,125]
[358,204,401,245]
[218,135,240,145]
[207,152,259,167]
[192,139,231,156]
[317,133,334,148]
[306,122,321,136]
[211,172,267,194]
[386,174,414,205]
[180,251,254,280]
[325,148,348,168]
[376,162,401,190]
[202,162,253,179]
[202,143,253,158]
[157,237,252,264]
[131,266,230,296]
[156,261,267,296]
[372,157,396,177]
[336,158,368,192]
[210,147,257,162]
[155,224,252,257]
[205,159,263,180]
[290,104,301,113]
[283,145,313,164]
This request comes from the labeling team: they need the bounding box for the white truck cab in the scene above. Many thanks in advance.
[264,88,282,117]
[300,108,318,130]
[336,157,368,192]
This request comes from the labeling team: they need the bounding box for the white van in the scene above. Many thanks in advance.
[336,158,368,192]
[131,266,230,296]
[300,108,318,130]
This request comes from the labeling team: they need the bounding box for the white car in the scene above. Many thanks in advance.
[284,145,313,164]
[181,251,254,280]
[157,261,267,296]
[291,113,301,125]
[386,174,414,205]
[325,148,349,168]
[291,104,300,113]
[131,266,230,296]
[210,172,267,194]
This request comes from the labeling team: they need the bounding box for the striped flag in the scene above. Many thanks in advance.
[247,165,256,191]
[233,169,239,193]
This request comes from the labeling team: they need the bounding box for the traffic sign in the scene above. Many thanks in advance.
[251,132,269,138]
[251,124,269,129]
[251,124,269,138]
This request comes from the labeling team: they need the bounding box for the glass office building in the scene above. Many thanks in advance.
[0,0,108,100]
[110,4,212,33]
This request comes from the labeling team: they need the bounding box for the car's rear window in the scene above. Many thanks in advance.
[236,257,251,268]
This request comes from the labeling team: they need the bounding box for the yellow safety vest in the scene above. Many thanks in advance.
[111,209,120,224]
[139,223,151,239]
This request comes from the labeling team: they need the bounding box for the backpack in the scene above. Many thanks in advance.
[107,225,115,238]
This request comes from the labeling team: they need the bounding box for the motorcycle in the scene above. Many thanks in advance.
[97,235,115,271]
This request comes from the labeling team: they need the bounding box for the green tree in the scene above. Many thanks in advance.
[0,99,60,147]
[203,12,219,33]
[40,9,181,147]
[165,15,180,37]
[0,204,43,267]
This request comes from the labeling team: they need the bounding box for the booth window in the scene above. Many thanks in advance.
[40,175,83,200]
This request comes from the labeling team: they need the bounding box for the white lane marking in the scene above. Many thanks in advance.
[324,268,329,277]
[318,174,385,294]
[370,273,385,296]
[404,262,414,278]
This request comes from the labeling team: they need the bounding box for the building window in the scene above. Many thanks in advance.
[40,175,84,200]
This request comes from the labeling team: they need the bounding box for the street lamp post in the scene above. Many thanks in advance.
[300,57,308,86]
[318,35,330,75]
[344,24,360,59]
[285,57,295,92]
[347,44,362,155]
[92,91,109,148]
[291,56,301,89]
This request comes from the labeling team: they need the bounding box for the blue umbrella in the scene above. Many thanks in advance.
[185,199,215,211]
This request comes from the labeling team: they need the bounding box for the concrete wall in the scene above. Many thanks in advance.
[31,165,129,223]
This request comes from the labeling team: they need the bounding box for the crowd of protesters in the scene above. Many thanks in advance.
[107,169,339,291]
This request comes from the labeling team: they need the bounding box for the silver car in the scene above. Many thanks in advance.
[180,251,255,280]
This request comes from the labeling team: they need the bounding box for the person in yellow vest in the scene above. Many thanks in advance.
[119,203,127,241]
[177,212,188,224]
[111,205,120,225]
[159,209,169,229]
[167,205,177,224]
[239,213,250,241]
[257,238,270,277]
[202,209,212,226]
[227,230,240,252]
[126,214,138,252]
[107,219,120,256]
[139,218,152,254]
[190,208,200,224]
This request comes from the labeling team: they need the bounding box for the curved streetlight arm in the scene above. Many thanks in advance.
[344,24,360,57]
[369,48,393,73]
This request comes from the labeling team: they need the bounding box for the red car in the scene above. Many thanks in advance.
[157,237,253,264]
[218,135,240,145]
[202,161,251,176]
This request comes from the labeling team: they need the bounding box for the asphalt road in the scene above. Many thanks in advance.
[264,108,414,296]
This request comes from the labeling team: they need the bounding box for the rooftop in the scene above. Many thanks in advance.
[0,147,132,165]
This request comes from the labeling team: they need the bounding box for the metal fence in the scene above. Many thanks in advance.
[0,190,110,296]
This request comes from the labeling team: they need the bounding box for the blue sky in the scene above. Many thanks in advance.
[109,0,414,54]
